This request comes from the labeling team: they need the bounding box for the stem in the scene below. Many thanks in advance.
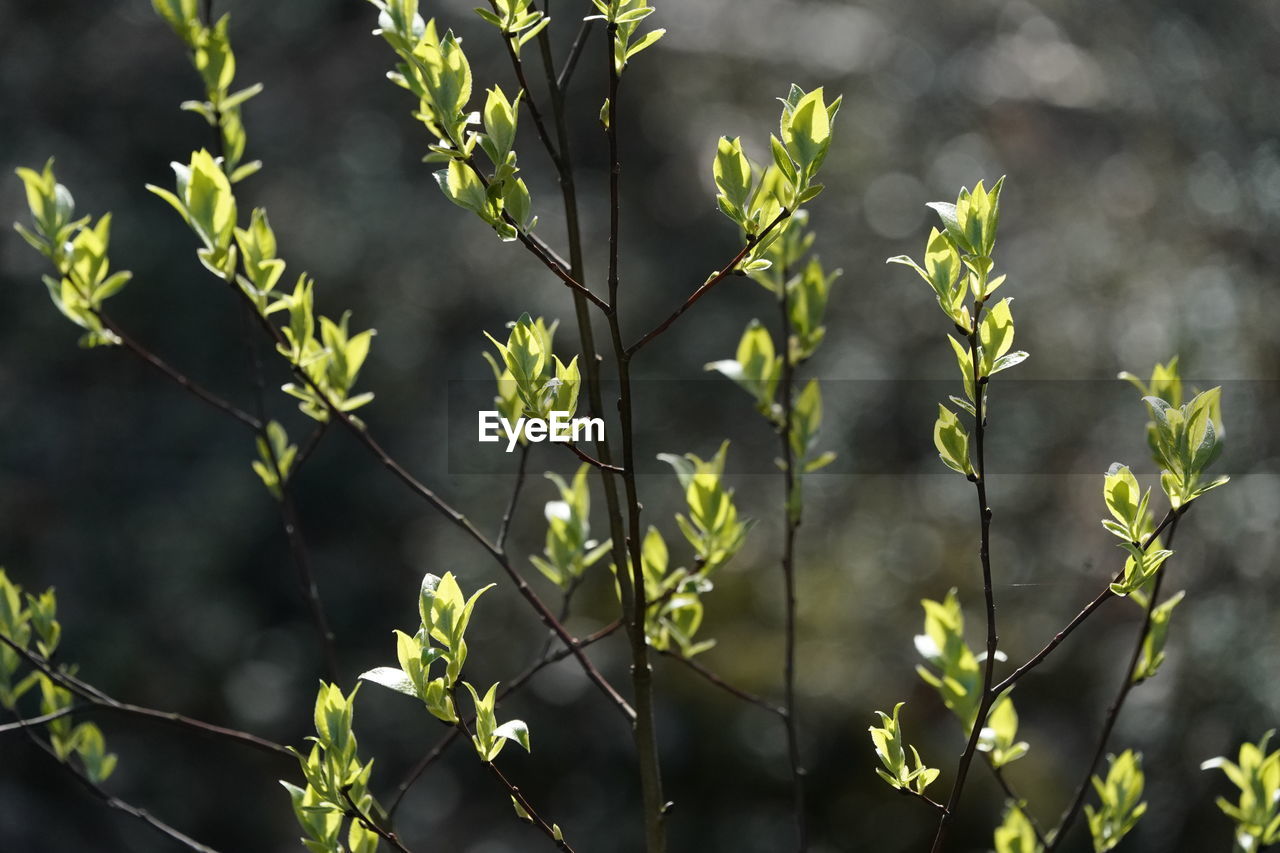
[231,288,635,723]
[929,305,1000,853]
[776,267,807,851]
[457,708,577,851]
[13,716,221,853]
[656,649,787,718]
[0,633,290,758]
[565,441,625,473]
[0,705,81,733]
[604,26,667,853]
[97,310,261,432]
[626,209,791,356]
[387,619,623,817]
[983,753,1051,848]
[278,491,340,680]
[1046,517,1182,850]
[290,422,328,477]
[993,508,1180,696]
[496,442,532,551]
[556,17,594,92]
[488,1,561,167]
[341,787,415,853]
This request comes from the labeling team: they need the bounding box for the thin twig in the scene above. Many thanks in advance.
[900,787,947,813]
[387,619,623,817]
[1046,517,1182,850]
[603,24,668,853]
[14,716,221,853]
[230,286,635,723]
[278,490,340,680]
[462,153,610,313]
[455,707,577,851]
[290,422,329,480]
[565,441,625,473]
[656,649,787,718]
[0,705,82,733]
[625,208,792,356]
[0,634,290,758]
[930,304,1001,853]
[556,17,594,92]
[983,753,1051,848]
[776,261,808,852]
[497,442,532,550]
[98,311,262,432]
[992,508,1181,696]
[488,0,561,166]
[341,787,415,853]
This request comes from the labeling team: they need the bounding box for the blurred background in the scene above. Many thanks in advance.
[1,0,1278,850]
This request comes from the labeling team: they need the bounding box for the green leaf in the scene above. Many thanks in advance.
[933,404,973,476]
[358,666,419,697]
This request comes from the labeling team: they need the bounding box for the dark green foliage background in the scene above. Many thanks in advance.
[1,0,1278,850]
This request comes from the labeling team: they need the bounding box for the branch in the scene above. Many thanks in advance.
[930,307,1001,853]
[776,261,808,851]
[461,154,611,314]
[0,633,290,758]
[456,707,577,852]
[341,786,415,853]
[97,310,262,432]
[1045,518,1182,850]
[983,753,1051,849]
[625,208,792,357]
[555,17,594,92]
[15,718,222,853]
[0,704,82,733]
[488,0,561,166]
[229,287,635,724]
[656,649,787,718]
[290,422,329,480]
[992,508,1181,696]
[602,25,668,853]
[387,618,624,817]
[901,787,947,814]
[496,441,532,550]
[565,441,625,473]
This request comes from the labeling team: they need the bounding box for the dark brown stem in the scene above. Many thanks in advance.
[556,17,594,92]
[992,508,1180,696]
[1046,517,1182,851]
[340,787,415,853]
[488,0,561,166]
[290,422,328,479]
[930,307,1000,853]
[625,208,792,356]
[0,705,82,733]
[0,633,290,758]
[525,3,633,742]
[903,787,947,813]
[221,98,338,681]
[603,25,667,853]
[278,491,339,680]
[14,716,221,853]
[565,442,625,473]
[497,441,532,550]
[230,288,635,723]
[983,753,1051,848]
[461,153,610,313]
[456,706,576,852]
[97,311,261,432]
[657,649,787,718]
[387,619,623,817]
[776,268,807,851]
